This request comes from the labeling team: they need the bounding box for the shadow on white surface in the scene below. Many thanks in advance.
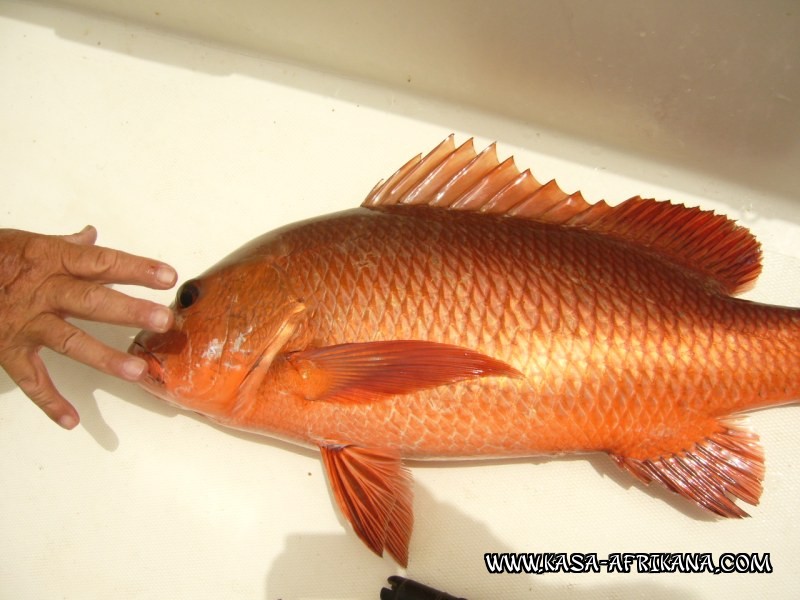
[418,453,721,523]
[6,0,800,212]
[265,485,701,599]
[0,373,16,395]
[37,320,178,450]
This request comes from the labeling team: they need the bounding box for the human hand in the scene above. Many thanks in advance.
[0,225,177,429]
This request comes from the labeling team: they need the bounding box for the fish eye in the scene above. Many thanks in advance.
[176,280,200,309]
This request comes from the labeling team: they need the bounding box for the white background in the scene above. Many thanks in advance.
[1,1,799,598]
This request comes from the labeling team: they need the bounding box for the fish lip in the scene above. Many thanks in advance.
[129,341,165,385]
[129,341,161,365]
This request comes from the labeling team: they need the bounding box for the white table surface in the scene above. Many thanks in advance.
[2,2,799,599]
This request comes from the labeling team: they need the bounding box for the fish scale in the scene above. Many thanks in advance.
[132,137,799,566]
[277,210,721,452]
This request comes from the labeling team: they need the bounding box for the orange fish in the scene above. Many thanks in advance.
[130,136,799,566]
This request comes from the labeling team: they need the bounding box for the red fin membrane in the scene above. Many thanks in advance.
[320,444,414,566]
[287,340,522,404]
[611,421,764,518]
[363,136,762,295]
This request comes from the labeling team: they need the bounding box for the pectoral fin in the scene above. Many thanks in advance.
[320,444,413,566]
[287,340,522,404]
[611,419,764,518]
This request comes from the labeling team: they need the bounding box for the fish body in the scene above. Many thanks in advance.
[131,137,799,565]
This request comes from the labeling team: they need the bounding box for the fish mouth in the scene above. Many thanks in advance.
[129,341,165,386]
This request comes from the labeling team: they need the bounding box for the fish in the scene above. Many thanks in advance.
[130,136,799,566]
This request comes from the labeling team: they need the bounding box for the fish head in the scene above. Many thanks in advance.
[129,254,298,420]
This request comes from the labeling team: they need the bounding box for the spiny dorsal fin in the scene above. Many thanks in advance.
[362,136,762,295]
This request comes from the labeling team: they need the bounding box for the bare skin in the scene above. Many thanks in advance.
[0,225,177,429]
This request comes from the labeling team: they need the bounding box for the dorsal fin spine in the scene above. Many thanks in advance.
[389,136,456,204]
[434,142,497,207]
[367,154,421,206]
[485,170,543,215]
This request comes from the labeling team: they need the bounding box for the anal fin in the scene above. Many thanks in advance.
[611,420,764,518]
[320,444,414,566]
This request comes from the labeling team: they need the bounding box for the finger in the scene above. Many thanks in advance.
[2,349,80,429]
[59,239,177,289]
[29,313,151,382]
[51,277,173,332]
[60,225,97,246]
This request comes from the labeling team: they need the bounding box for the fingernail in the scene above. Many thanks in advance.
[59,414,79,430]
[156,266,177,286]
[123,358,147,379]
[150,306,172,331]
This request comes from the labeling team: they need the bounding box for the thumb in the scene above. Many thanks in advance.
[61,225,98,246]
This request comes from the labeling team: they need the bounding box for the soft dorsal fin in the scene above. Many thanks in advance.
[362,136,762,295]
